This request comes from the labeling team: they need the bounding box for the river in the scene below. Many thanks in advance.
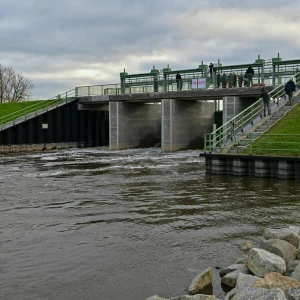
[0,147,299,300]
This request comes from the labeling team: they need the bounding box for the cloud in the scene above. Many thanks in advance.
[1,0,300,99]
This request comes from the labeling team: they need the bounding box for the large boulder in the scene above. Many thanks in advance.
[188,267,213,295]
[224,288,237,300]
[260,239,299,263]
[223,274,260,300]
[235,273,261,290]
[287,260,300,276]
[290,264,300,281]
[285,286,300,300]
[170,295,219,300]
[221,265,251,288]
[231,286,287,300]
[288,226,300,236]
[253,272,300,291]
[246,248,286,277]
[220,264,246,278]
[146,296,168,300]
[263,228,300,249]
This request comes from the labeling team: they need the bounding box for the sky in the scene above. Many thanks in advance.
[1,0,300,99]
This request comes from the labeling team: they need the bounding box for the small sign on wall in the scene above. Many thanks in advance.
[192,78,206,89]
[42,123,48,129]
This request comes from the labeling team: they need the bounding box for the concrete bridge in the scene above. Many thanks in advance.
[77,86,273,152]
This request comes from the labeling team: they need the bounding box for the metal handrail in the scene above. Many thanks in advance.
[204,72,300,153]
[0,89,76,130]
[241,134,300,156]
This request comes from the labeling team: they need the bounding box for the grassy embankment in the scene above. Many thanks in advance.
[0,100,59,125]
[243,104,300,156]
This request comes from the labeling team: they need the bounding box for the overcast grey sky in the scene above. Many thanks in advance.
[1,0,300,99]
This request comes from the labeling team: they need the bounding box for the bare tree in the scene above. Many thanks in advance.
[0,64,33,103]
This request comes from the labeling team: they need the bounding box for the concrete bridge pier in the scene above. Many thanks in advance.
[223,96,258,124]
[109,102,161,150]
[161,99,215,152]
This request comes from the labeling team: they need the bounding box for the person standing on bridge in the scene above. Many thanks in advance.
[209,63,213,77]
[261,87,270,117]
[216,72,221,88]
[245,65,254,87]
[285,79,296,105]
[176,72,182,91]
[222,73,227,88]
[238,73,243,87]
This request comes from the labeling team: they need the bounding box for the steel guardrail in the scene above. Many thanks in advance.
[204,72,300,153]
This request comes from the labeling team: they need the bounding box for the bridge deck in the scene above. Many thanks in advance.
[78,86,274,103]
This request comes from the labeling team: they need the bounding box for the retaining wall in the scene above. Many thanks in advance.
[200,153,300,179]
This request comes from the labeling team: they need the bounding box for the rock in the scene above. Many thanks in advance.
[260,239,299,263]
[235,273,261,290]
[239,241,253,251]
[253,272,300,291]
[246,248,286,277]
[235,255,247,264]
[263,228,300,249]
[224,288,237,300]
[146,296,168,300]
[287,260,300,276]
[288,226,300,236]
[188,267,213,295]
[220,264,246,278]
[290,264,300,281]
[231,286,287,300]
[221,265,250,288]
[170,295,218,300]
[285,286,300,300]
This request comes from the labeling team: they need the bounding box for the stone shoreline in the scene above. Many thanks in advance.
[146,226,300,300]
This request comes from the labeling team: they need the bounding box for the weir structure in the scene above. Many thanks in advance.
[0,55,300,153]
[78,87,272,152]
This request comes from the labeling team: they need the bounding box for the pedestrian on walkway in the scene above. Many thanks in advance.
[176,72,182,90]
[216,72,221,88]
[261,87,270,116]
[238,73,243,87]
[222,73,227,88]
[209,63,213,77]
[285,79,296,105]
[245,65,254,87]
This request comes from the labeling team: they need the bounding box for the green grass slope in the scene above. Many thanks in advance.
[245,104,300,156]
[0,100,59,124]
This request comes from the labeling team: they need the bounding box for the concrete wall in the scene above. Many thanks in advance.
[161,99,215,152]
[0,101,109,149]
[202,153,300,179]
[109,102,161,150]
[223,96,258,124]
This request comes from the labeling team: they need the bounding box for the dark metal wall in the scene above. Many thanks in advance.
[0,100,109,147]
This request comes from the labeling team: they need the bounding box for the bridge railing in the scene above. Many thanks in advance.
[203,72,300,153]
[76,84,121,96]
[219,133,300,156]
[0,89,76,130]
[245,133,300,156]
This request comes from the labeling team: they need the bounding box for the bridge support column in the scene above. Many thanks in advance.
[223,96,258,124]
[109,102,161,150]
[161,99,215,152]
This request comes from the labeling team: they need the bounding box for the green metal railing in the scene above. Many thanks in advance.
[204,73,300,153]
[75,75,224,96]
[242,134,300,156]
[0,89,76,130]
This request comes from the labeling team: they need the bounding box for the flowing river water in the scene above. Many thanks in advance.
[0,147,299,300]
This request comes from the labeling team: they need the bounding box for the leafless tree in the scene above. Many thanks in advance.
[0,64,33,103]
